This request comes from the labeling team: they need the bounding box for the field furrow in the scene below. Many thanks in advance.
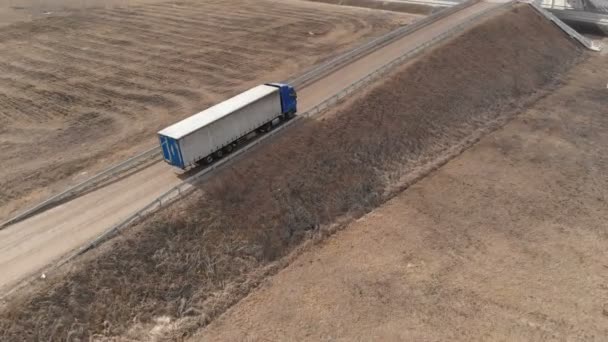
[0,0,415,222]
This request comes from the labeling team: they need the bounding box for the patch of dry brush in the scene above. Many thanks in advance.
[0,6,582,341]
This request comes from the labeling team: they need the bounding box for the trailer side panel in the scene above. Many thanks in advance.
[178,89,281,167]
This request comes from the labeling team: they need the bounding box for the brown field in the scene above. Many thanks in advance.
[0,5,584,341]
[0,0,416,220]
[199,43,608,342]
[199,53,608,341]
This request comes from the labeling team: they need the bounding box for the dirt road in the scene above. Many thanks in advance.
[307,0,440,15]
[196,50,608,342]
[0,0,505,295]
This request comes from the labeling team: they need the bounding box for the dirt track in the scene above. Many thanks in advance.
[0,1,495,296]
[198,51,608,342]
[0,4,587,340]
[307,0,440,15]
[0,0,415,220]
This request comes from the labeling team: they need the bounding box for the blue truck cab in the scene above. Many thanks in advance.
[266,83,297,116]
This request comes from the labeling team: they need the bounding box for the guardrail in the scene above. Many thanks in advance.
[529,1,602,50]
[285,0,481,89]
[0,146,161,229]
[60,0,513,265]
[0,0,482,230]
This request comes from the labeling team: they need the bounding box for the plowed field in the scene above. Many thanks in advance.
[0,0,416,219]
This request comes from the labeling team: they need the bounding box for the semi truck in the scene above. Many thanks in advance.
[158,83,297,169]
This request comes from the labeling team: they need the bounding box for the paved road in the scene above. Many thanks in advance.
[0,0,506,295]
[542,0,608,13]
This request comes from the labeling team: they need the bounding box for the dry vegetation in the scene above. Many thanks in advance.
[0,0,412,220]
[199,50,608,340]
[0,5,583,341]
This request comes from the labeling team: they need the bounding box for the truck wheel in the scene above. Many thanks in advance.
[204,155,214,164]
[224,144,234,154]
[283,111,295,121]
[215,150,224,158]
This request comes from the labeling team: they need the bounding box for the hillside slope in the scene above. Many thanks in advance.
[198,50,608,341]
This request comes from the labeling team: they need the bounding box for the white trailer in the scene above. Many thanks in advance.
[158,83,297,169]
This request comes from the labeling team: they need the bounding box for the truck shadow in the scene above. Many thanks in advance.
[178,115,302,182]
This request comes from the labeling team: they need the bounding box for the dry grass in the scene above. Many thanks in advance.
[197,50,608,341]
[0,5,583,341]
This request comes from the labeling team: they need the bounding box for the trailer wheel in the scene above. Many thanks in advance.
[257,123,272,134]
[204,155,214,164]
[215,149,224,159]
[224,144,234,154]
